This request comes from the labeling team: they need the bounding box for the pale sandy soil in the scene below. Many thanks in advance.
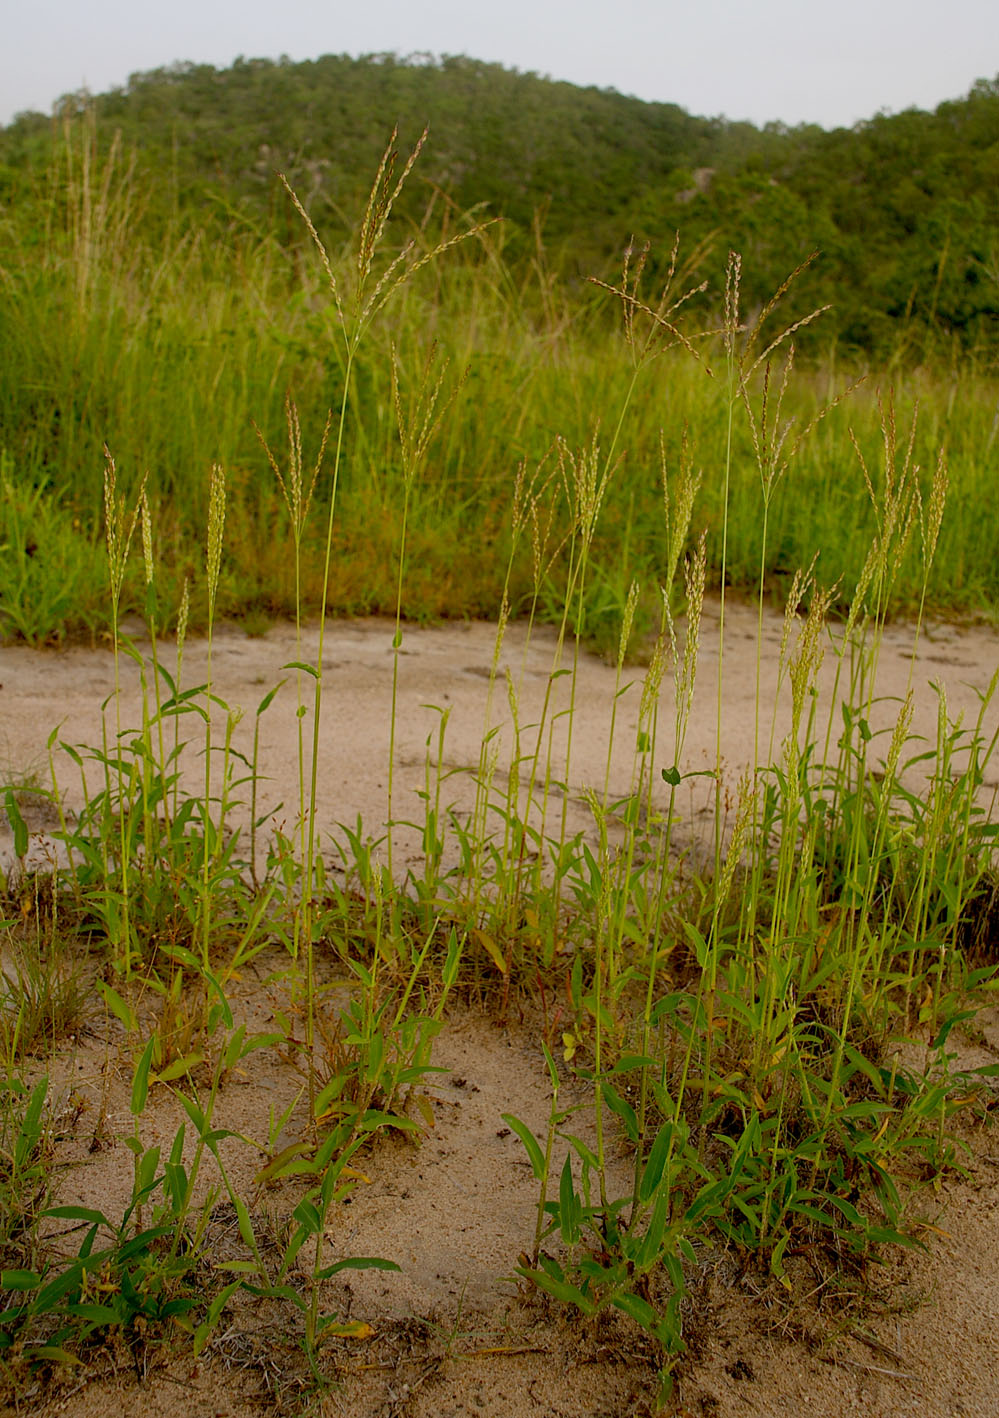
[1,604,998,1417]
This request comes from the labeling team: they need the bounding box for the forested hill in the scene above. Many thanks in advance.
[2,52,998,358]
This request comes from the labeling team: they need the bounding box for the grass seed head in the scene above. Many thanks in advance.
[723,250,743,358]
[102,449,146,609]
[789,584,832,733]
[639,627,670,731]
[139,490,154,586]
[176,576,190,654]
[279,174,344,325]
[884,689,915,789]
[617,580,640,671]
[920,447,949,568]
[778,558,815,671]
[717,772,755,910]
[677,531,707,724]
[206,462,226,619]
[661,430,702,597]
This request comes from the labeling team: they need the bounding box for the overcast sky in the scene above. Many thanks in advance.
[3,0,998,131]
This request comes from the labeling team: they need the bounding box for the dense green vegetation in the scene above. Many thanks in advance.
[1,55,998,644]
[3,53,999,359]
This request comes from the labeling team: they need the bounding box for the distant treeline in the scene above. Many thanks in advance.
[2,52,998,359]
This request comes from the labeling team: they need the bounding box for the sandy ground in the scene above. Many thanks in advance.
[2,603,999,1417]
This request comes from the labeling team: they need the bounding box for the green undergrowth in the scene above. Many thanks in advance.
[1,131,998,1410]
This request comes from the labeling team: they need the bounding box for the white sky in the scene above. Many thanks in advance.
[2,0,998,131]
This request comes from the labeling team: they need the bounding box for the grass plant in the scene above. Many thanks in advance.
[1,131,997,1409]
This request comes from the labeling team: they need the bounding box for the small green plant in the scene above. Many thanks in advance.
[0,931,92,1065]
[0,1078,52,1278]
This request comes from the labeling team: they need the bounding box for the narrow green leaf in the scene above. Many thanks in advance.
[97,981,138,1033]
[600,1081,639,1144]
[3,790,28,858]
[501,1114,546,1180]
[0,1269,43,1291]
[517,1266,595,1314]
[256,680,286,716]
[639,1122,675,1205]
[44,1206,110,1227]
[254,1141,314,1186]
[612,1291,660,1332]
[131,1036,156,1115]
[153,1052,203,1084]
[292,1198,322,1234]
[316,1256,401,1280]
[558,1156,580,1245]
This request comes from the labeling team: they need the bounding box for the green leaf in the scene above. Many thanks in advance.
[3,790,28,858]
[930,1010,975,1052]
[233,1195,256,1251]
[131,1037,156,1115]
[254,1141,314,1185]
[65,1303,120,1325]
[600,1081,639,1144]
[44,1206,111,1227]
[558,1156,580,1245]
[442,927,463,990]
[316,1256,401,1280]
[541,1041,560,1092]
[194,1282,243,1357]
[357,1110,420,1135]
[250,1282,306,1310]
[501,1114,546,1180]
[612,1290,661,1333]
[838,1041,888,1096]
[292,1198,322,1234]
[256,680,286,715]
[0,1269,43,1291]
[610,1054,658,1075]
[28,1346,82,1365]
[682,921,711,970]
[639,1122,675,1205]
[153,1052,203,1084]
[137,1144,161,1194]
[223,1026,248,1073]
[634,1188,670,1269]
[177,1093,206,1133]
[97,981,138,1034]
[516,1266,596,1314]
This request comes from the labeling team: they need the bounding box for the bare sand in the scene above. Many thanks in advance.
[1,604,998,1417]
